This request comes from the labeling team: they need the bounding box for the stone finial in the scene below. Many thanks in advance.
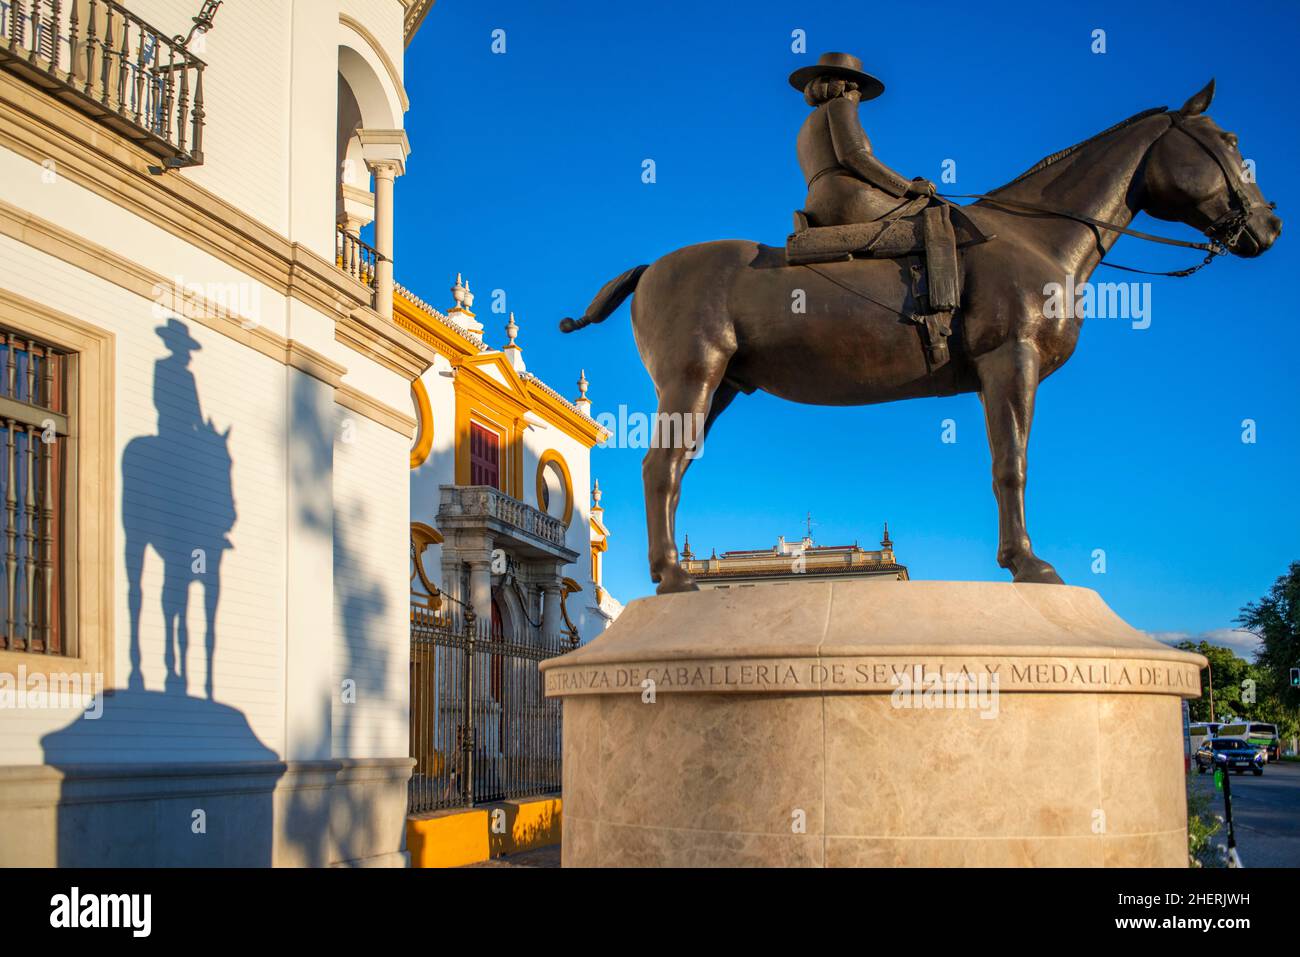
[575,369,592,414]
[503,311,526,372]
[448,272,484,338]
[592,478,603,509]
[881,521,893,549]
[450,273,476,313]
[681,534,694,561]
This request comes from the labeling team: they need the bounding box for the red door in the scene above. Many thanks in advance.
[469,422,500,489]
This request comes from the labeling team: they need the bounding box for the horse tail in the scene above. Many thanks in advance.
[558,264,649,333]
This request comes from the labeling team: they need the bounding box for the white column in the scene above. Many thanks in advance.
[357,130,409,319]
[541,581,563,638]
[467,559,493,624]
[368,160,398,319]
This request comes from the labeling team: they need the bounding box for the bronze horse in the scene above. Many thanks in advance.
[561,81,1281,593]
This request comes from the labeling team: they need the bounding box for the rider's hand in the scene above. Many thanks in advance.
[907,177,937,197]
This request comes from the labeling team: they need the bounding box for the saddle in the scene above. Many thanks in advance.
[786,199,993,366]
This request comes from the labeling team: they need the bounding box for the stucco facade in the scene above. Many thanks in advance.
[0,0,436,866]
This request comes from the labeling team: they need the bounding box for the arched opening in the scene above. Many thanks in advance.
[336,73,372,240]
[334,37,403,310]
[536,451,573,526]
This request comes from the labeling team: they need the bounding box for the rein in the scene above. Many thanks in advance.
[936,111,1265,278]
[937,190,1227,277]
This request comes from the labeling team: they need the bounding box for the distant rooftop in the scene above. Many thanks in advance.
[679,525,908,584]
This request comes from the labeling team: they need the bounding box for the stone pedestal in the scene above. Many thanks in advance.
[540,581,1206,867]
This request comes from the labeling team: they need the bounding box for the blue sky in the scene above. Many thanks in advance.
[397,1,1299,648]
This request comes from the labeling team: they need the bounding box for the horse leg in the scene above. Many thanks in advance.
[975,341,1063,584]
[203,554,221,700]
[125,536,145,690]
[160,560,188,692]
[643,367,735,594]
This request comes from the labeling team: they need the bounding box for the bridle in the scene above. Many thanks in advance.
[938,110,1273,278]
[1167,111,1264,251]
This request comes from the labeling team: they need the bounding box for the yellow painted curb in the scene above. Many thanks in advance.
[407,797,562,868]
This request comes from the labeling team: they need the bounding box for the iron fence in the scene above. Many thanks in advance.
[409,604,576,814]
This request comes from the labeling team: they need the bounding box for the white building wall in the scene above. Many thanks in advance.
[0,0,416,768]
[124,0,297,235]
[332,409,411,760]
[0,232,289,763]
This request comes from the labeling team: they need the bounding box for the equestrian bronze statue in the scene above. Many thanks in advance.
[560,59,1281,593]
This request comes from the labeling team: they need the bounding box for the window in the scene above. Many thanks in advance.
[535,450,573,526]
[469,421,500,489]
[0,329,68,654]
[0,291,113,683]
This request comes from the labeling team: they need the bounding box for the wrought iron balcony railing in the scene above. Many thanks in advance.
[336,225,380,291]
[0,0,207,168]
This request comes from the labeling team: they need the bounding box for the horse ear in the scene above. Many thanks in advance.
[1179,79,1215,117]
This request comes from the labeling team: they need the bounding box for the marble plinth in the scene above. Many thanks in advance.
[540,580,1206,867]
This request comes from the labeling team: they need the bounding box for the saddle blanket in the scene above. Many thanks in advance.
[787,202,992,266]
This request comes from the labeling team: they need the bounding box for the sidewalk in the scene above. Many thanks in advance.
[463,845,561,868]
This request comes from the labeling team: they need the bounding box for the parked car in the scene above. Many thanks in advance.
[1195,738,1264,776]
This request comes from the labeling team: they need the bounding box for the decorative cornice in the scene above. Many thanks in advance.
[394,283,606,447]
[0,199,432,439]
[394,283,487,357]
[403,0,438,47]
[521,372,608,448]
[336,382,417,439]
[337,306,437,381]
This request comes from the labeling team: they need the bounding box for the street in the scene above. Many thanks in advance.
[1190,760,1300,867]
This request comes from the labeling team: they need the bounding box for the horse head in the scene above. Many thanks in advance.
[201,418,237,541]
[1144,80,1282,258]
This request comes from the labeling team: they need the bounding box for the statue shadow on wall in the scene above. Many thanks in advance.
[40,318,279,866]
[123,318,236,699]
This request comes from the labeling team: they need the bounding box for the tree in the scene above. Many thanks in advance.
[1237,560,1300,744]
[1175,640,1252,722]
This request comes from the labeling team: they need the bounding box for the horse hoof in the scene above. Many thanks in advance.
[1011,558,1064,585]
[655,573,700,595]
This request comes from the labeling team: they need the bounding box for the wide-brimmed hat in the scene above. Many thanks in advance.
[788,52,884,100]
[155,317,202,353]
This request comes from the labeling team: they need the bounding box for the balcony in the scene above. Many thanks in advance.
[0,0,207,168]
[335,224,380,297]
[437,485,576,563]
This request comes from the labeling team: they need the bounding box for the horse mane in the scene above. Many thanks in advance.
[992,105,1169,191]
